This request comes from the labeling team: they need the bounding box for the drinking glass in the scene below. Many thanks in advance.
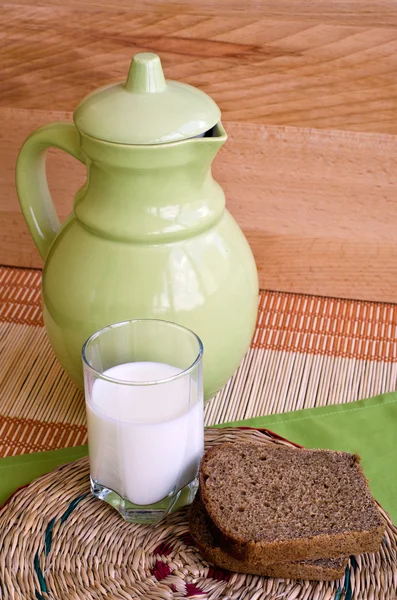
[82,319,204,524]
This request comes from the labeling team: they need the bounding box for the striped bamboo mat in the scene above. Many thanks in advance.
[1,265,397,457]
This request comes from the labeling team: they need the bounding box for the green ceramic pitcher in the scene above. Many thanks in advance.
[16,53,258,400]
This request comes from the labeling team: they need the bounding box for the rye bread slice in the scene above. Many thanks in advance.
[200,441,385,563]
[190,497,348,581]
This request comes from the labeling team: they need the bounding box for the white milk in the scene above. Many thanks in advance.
[86,362,203,505]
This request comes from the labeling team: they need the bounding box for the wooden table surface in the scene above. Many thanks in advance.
[2,0,397,301]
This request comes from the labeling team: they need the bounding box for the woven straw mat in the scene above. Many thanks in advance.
[1,426,396,600]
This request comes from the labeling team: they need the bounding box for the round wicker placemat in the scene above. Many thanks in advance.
[0,427,396,600]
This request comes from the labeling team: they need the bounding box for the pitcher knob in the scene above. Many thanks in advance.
[124,52,167,93]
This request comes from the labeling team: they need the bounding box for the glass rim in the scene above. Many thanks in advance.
[81,318,204,386]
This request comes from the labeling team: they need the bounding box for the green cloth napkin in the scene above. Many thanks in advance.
[0,445,88,508]
[1,391,396,523]
[219,391,397,523]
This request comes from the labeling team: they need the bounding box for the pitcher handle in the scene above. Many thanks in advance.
[15,123,86,260]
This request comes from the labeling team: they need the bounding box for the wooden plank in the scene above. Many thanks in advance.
[9,0,397,27]
[3,107,397,301]
[2,4,397,132]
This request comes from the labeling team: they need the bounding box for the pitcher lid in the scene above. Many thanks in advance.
[73,53,220,145]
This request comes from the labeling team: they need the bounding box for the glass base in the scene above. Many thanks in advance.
[91,476,199,524]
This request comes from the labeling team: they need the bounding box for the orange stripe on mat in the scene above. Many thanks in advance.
[252,292,397,361]
[0,415,87,457]
[0,266,42,326]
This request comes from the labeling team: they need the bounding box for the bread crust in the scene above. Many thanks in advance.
[189,497,348,581]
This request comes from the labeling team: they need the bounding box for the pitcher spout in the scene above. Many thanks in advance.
[178,121,227,168]
[189,122,227,148]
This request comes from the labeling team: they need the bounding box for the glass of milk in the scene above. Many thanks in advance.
[82,319,204,524]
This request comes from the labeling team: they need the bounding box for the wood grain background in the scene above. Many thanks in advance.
[2,0,397,300]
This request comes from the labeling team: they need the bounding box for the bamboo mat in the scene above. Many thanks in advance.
[1,265,397,457]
